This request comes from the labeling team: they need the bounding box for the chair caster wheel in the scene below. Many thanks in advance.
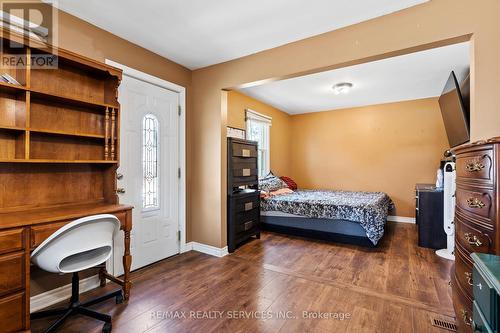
[103,322,112,333]
[115,293,124,304]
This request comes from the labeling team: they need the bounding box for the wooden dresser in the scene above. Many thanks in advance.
[0,28,133,332]
[452,137,500,333]
[227,137,260,253]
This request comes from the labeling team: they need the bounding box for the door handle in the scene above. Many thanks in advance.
[117,188,126,194]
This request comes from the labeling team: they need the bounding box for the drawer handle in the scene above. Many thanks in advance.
[244,202,253,211]
[241,149,251,157]
[242,168,251,176]
[464,233,483,247]
[461,309,472,326]
[466,161,484,172]
[467,197,485,209]
[464,272,473,285]
[244,221,253,231]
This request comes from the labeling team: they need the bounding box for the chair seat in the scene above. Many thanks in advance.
[31,214,120,273]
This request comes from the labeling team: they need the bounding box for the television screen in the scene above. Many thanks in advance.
[438,71,470,148]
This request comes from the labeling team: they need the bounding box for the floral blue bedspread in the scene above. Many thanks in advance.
[261,189,393,245]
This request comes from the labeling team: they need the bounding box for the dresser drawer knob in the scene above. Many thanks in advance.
[461,309,472,326]
[467,197,485,209]
[465,161,484,172]
[244,202,253,211]
[241,149,251,157]
[464,233,482,247]
[464,272,473,285]
[242,168,251,176]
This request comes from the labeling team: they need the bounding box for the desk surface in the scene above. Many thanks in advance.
[0,203,134,229]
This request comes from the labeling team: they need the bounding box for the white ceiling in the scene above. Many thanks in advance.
[52,0,429,69]
[240,42,470,114]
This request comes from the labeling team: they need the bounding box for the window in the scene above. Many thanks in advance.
[246,109,271,179]
[142,114,159,210]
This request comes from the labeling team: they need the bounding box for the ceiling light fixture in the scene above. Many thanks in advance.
[332,82,353,95]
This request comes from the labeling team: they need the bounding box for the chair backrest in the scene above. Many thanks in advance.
[31,214,120,274]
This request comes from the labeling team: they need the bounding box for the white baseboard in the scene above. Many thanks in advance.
[30,275,101,313]
[185,242,228,257]
[388,215,416,224]
[180,241,193,253]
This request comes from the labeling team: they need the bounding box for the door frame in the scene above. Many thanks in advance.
[105,59,188,274]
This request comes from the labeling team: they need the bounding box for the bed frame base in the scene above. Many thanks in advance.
[261,216,377,248]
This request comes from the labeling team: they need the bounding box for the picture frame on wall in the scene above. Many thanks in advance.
[227,126,246,139]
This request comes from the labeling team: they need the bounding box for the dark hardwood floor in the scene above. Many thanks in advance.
[31,222,455,333]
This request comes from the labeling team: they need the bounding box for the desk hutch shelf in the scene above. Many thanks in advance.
[0,29,133,333]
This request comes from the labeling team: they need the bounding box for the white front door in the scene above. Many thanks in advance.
[113,73,180,274]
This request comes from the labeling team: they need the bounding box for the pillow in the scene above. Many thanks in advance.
[280,176,298,190]
[259,175,288,192]
[269,188,294,197]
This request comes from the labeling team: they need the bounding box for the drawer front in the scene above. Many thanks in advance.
[232,157,258,176]
[456,187,494,222]
[0,292,25,333]
[453,276,473,333]
[456,218,493,254]
[472,266,496,328]
[473,301,494,333]
[235,210,259,234]
[456,149,494,185]
[232,142,257,158]
[30,221,69,249]
[0,252,24,297]
[455,249,473,298]
[236,208,259,225]
[0,228,24,255]
[234,195,260,214]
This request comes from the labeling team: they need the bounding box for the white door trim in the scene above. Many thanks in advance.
[104,60,188,273]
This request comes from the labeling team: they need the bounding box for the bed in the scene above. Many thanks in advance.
[260,189,393,247]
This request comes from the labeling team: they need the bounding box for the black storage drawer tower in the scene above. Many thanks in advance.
[415,184,446,249]
[227,137,261,252]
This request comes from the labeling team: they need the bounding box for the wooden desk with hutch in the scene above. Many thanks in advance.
[0,29,133,332]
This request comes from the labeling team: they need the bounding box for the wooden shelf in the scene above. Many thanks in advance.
[0,125,25,132]
[30,88,116,110]
[0,158,117,164]
[29,128,105,139]
[0,81,27,94]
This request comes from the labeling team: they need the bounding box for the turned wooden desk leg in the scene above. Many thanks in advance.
[122,210,132,300]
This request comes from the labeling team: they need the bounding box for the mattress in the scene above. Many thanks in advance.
[261,189,393,245]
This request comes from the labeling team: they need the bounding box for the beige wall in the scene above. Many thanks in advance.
[227,93,447,217]
[191,0,500,248]
[290,98,448,217]
[227,91,292,176]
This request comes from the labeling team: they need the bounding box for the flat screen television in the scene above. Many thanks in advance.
[438,71,470,148]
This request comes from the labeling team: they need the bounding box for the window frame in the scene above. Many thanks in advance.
[141,113,161,212]
[245,109,271,179]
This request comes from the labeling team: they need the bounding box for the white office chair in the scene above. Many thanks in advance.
[31,214,124,333]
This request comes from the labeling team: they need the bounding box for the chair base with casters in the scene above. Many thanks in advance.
[31,272,123,333]
[31,272,124,333]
